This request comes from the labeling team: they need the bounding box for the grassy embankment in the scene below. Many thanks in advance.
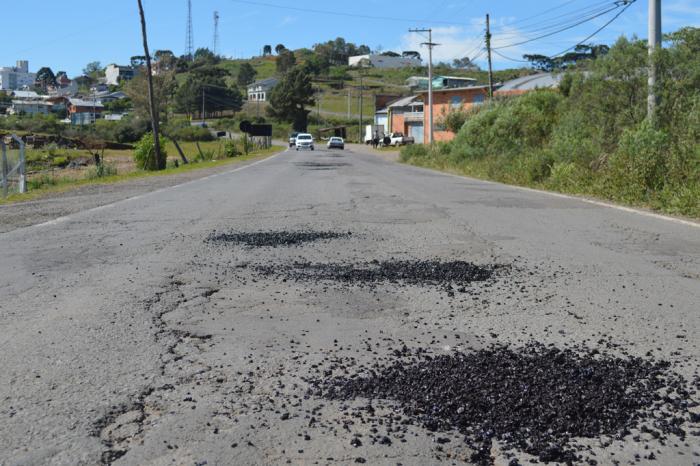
[0,141,283,205]
[400,32,700,220]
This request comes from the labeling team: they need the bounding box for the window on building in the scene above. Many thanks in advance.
[450,96,463,109]
[473,94,485,105]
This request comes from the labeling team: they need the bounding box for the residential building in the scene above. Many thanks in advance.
[247,78,279,102]
[374,108,388,133]
[494,72,562,97]
[10,90,41,100]
[9,100,52,116]
[68,97,104,125]
[406,75,477,92]
[349,54,422,69]
[0,60,37,90]
[417,85,490,142]
[387,95,425,144]
[95,91,128,103]
[105,64,137,86]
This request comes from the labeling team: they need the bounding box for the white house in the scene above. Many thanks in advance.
[10,100,52,116]
[105,64,137,86]
[0,60,37,91]
[349,54,422,69]
[247,78,279,102]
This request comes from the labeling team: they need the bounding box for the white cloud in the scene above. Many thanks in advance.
[280,16,298,26]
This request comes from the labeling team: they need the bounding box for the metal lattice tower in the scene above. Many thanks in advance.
[185,0,194,61]
[213,11,220,54]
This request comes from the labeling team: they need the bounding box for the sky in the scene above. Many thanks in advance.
[2,0,699,76]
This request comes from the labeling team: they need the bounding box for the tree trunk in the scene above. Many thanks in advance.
[136,0,164,170]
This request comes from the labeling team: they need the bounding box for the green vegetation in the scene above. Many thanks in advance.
[134,132,168,171]
[401,29,700,219]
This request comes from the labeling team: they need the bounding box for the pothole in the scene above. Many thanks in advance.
[294,161,350,170]
[307,343,699,465]
[207,230,352,247]
[256,259,502,293]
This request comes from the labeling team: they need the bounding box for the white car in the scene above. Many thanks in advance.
[295,133,314,151]
[327,137,344,150]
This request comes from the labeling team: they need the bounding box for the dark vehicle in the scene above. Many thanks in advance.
[327,137,345,150]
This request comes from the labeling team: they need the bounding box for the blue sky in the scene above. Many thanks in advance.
[2,0,699,76]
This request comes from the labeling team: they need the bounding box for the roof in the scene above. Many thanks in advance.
[11,90,40,99]
[415,85,491,94]
[248,77,279,88]
[12,100,52,106]
[69,98,104,108]
[375,108,388,114]
[388,95,422,108]
[498,73,562,91]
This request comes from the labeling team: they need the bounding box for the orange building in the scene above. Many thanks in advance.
[417,85,490,142]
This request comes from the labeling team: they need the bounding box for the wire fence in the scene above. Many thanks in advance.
[1,135,27,197]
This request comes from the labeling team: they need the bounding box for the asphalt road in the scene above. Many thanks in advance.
[1,144,699,465]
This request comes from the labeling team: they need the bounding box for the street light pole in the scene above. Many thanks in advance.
[409,28,439,144]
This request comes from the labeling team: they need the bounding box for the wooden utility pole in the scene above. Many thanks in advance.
[486,14,494,99]
[137,0,163,169]
[647,0,662,121]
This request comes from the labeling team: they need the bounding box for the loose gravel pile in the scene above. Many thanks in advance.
[207,230,351,247]
[309,343,697,465]
[257,259,500,292]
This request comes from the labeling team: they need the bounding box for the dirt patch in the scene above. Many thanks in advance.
[257,259,501,293]
[207,230,352,247]
[308,343,698,465]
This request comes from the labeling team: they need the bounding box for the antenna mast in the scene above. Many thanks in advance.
[213,11,220,54]
[185,0,194,61]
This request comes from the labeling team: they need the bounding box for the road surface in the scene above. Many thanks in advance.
[1,144,698,465]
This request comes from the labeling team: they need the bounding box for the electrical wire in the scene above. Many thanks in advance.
[493,0,614,35]
[492,49,531,63]
[226,0,469,26]
[493,2,630,50]
[549,0,634,57]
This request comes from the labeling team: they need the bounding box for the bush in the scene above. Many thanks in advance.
[86,163,118,179]
[224,140,241,157]
[51,156,69,168]
[134,132,167,171]
[170,125,215,142]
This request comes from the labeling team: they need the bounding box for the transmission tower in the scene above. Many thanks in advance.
[213,11,220,54]
[185,0,194,61]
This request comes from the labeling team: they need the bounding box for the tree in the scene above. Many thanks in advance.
[83,61,103,78]
[237,62,257,86]
[130,55,147,68]
[268,66,315,132]
[524,54,555,72]
[276,49,297,74]
[194,48,219,66]
[126,71,176,121]
[453,56,480,70]
[380,51,401,57]
[174,68,242,117]
[402,51,421,61]
[36,67,56,90]
[263,45,273,56]
[136,0,164,170]
[154,50,176,72]
[275,44,286,54]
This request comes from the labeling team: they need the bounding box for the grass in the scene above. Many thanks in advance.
[0,145,283,205]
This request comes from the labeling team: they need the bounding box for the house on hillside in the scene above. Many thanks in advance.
[349,53,421,69]
[406,76,477,92]
[0,60,36,91]
[105,64,137,86]
[68,97,104,125]
[387,95,425,144]
[418,85,490,142]
[9,100,52,116]
[247,78,279,102]
[494,73,562,97]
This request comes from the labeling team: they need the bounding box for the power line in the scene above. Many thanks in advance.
[549,0,635,58]
[492,49,531,63]
[226,0,468,25]
[494,0,614,34]
[493,2,631,50]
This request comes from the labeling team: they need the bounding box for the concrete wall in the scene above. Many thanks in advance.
[423,88,488,142]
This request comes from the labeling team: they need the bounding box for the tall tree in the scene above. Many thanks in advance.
[126,71,176,121]
[275,44,286,54]
[136,0,164,170]
[130,55,147,68]
[83,61,103,78]
[263,45,273,56]
[237,62,257,86]
[175,68,242,117]
[35,67,56,90]
[276,49,297,74]
[268,66,314,131]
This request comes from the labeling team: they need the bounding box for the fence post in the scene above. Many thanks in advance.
[11,134,26,193]
[1,141,7,197]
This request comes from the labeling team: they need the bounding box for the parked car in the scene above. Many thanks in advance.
[388,132,415,146]
[295,133,314,151]
[289,132,299,147]
[327,137,344,150]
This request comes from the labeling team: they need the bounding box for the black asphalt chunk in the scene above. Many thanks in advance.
[308,343,697,465]
[257,259,500,291]
[207,231,351,247]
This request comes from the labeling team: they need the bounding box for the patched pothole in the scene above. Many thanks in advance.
[207,230,352,248]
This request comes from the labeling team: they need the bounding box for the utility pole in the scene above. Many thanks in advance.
[137,0,163,169]
[409,28,438,144]
[359,73,364,144]
[202,88,206,124]
[648,0,662,121]
[485,14,494,99]
[347,89,351,120]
